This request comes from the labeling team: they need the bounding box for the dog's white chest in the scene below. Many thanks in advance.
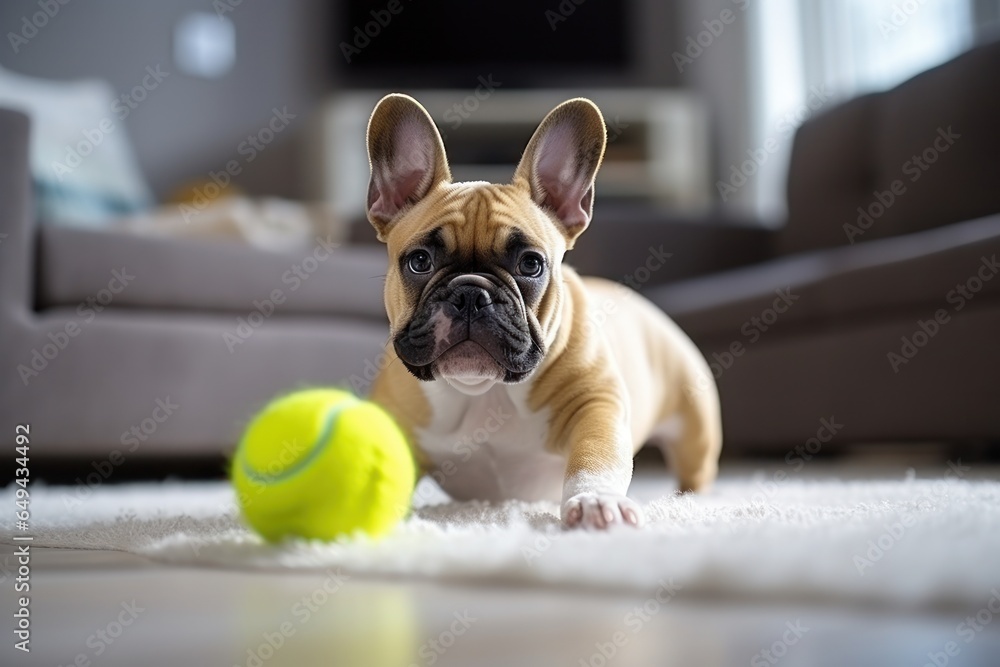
[415,383,565,502]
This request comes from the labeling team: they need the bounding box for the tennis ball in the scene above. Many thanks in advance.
[231,388,415,542]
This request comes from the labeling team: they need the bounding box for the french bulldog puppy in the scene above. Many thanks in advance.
[366,94,721,529]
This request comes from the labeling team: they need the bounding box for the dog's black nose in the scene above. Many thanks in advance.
[449,284,493,317]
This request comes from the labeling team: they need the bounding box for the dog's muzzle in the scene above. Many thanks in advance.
[393,271,543,383]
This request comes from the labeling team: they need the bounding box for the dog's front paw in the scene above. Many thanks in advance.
[562,492,644,529]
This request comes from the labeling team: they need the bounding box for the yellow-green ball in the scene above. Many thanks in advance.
[231,389,415,542]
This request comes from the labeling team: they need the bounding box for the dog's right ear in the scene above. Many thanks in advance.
[366,94,451,241]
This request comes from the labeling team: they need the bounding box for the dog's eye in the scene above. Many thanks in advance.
[407,250,433,274]
[517,252,545,278]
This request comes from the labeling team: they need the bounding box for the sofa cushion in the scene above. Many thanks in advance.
[37,225,389,322]
[0,70,154,226]
[647,214,1000,343]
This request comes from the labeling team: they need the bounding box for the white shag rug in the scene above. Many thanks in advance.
[3,471,999,607]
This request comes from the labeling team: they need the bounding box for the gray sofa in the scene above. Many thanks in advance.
[572,40,1000,449]
[0,107,391,458]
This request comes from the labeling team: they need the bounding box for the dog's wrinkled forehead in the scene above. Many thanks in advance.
[392,183,559,264]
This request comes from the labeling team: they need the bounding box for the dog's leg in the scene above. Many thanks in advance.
[660,386,722,493]
[559,400,644,529]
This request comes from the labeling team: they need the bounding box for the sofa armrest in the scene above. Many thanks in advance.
[0,108,32,312]
[568,203,777,288]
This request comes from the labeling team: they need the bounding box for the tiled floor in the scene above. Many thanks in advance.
[3,462,1000,667]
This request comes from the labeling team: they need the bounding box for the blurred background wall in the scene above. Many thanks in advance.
[0,0,689,201]
[0,0,331,199]
[1,0,997,217]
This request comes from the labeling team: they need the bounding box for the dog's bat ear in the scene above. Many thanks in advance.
[366,94,452,241]
[513,98,606,245]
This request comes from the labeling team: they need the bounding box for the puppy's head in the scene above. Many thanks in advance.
[366,94,606,394]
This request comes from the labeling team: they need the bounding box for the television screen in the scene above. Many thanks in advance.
[337,1,632,87]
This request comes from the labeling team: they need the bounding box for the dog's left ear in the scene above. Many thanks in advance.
[513,98,606,244]
[366,94,452,241]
